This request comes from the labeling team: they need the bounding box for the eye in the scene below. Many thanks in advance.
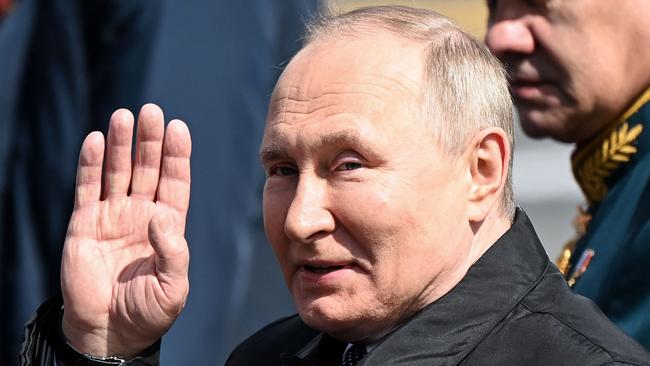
[268,165,298,177]
[337,162,363,171]
[332,152,366,172]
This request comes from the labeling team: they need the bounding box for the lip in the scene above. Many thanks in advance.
[296,261,359,286]
[510,79,557,100]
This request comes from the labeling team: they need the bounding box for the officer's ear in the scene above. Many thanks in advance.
[465,127,510,222]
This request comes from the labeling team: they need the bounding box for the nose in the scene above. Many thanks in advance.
[485,19,535,57]
[284,177,335,243]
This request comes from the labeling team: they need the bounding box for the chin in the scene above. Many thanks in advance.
[516,102,587,143]
[300,310,353,340]
[520,121,559,140]
[296,296,369,341]
[518,109,569,141]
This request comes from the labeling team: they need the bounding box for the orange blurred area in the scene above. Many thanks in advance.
[328,0,488,39]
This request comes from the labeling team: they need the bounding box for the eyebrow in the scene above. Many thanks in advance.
[259,129,362,166]
[259,144,289,166]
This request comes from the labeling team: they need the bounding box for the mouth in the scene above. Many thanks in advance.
[296,261,358,284]
[302,264,346,274]
[510,74,551,87]
[509,78,557,101]
[512,79,545,87]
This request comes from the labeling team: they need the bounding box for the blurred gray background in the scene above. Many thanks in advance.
[513,125,582,258]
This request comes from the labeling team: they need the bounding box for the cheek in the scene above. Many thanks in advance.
[333,180,408,246]
[334,167,462,250]
[333,180,426,276]
[263,188,292,275]
[364,175,468,287]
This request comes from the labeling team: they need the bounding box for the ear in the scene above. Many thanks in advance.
[465,127,511,223]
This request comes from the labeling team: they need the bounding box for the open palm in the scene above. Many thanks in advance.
[60,104,191,357]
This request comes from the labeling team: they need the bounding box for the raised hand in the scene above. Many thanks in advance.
[60,104,191,358]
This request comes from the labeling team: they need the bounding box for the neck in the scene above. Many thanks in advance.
[469,212,512,266]
[416,211,511,315]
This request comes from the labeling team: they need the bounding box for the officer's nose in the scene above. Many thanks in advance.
[485,19,535,57]
[284,177,335,244]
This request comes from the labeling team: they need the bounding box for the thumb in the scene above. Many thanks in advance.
[148,211,189,293]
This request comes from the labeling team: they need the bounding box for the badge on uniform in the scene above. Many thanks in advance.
[555,205,592,286]
[566,249,595,288]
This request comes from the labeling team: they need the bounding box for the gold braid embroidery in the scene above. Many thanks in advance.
[574,122,643,204]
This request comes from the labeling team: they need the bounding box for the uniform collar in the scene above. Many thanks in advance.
[284,209,549,365]
[572,88,650,206]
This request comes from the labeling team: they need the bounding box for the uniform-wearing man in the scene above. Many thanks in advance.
[485,0,650,347]
[19,6,650,366]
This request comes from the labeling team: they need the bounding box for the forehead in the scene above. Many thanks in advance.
[278,33,426,93]
[263,34,427,149]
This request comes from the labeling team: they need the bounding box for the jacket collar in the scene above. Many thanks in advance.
[284,209,549,365]
[281,333,346,366]
[572,88,650,206]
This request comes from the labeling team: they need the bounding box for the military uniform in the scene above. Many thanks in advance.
[558,89,650,348]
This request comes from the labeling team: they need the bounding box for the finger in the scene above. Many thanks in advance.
[102,109,135,199]
[130,104,165,200]
[74,132,105,209]
[148,211,190,314]
[156,120,191,220]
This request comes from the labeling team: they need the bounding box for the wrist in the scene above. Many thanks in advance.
[59,310,161,365]
[62,311,144,359]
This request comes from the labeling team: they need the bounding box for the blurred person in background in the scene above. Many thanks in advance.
[485,0,650,347]
[2,0,318,364]
[0,0,160,363]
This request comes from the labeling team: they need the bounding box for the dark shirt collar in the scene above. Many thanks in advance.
[287,209,549,365]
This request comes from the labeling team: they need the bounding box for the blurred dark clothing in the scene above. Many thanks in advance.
[143,1,317,364]
[0,0,160,363]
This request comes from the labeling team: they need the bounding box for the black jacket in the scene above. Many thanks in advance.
[227,211,650,365]
[20,211,650,365]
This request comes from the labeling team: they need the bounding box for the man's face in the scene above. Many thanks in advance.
[485,0,650,143]
[260,34,475,342]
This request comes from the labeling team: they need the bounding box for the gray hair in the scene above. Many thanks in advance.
[304,5,516,218]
